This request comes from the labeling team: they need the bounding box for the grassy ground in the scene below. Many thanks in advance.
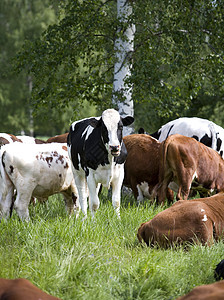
[0,192,223,300]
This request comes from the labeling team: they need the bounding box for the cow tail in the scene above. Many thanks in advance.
[0,150,10,185]
[152,138,170,200]
[159,138,170,184]
[0,149,15,217]
[208,121,217,150]
[0,150,6,180]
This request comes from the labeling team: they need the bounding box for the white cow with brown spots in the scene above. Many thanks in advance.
[0,143,78,221]
[16,135,46,144]
[0,133,22,146]
[0,133,46,146]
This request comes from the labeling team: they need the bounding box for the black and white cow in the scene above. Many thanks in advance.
[67,108,134,220]
[150,117,224,158]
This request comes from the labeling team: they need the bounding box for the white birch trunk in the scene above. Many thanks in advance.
[112,0,135,136]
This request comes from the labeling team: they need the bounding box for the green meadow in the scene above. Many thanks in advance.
[0,192,223,300]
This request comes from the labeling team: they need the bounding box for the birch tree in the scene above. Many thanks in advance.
[112,0,135,135]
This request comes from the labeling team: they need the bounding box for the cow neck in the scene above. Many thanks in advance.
[83,126,109,170]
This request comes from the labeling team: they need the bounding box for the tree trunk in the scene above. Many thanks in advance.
[112,0,135,136]
[27,76,34,137]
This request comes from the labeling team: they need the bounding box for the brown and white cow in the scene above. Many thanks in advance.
[137,192,224,247]
[0,133,22,146]
[0,133,46,147]
[123,134,173,203]
[16,135,46,144]
[0,134,46,206]
[46,133,68,144]
[176,280,224,300]
[155,134,224,204]
[0,278,61,300]
[0,143,78,221]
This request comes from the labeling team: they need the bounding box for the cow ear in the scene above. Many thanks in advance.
[122,116,134,126]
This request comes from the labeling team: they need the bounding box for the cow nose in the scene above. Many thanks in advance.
[110,145,120,155]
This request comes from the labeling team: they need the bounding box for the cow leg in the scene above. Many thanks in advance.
[0,168,14,219]
[13,184,34,221]
[129,178,139,200]
[111,183,121,218]
[74,173,88,220]
[176,172,192,200]
[13,192,31,221]
[137,185,144,203]
[62,192,79,217]
[0,185,14,219]
[157,173,173,205]
[111,166,124,218]
[87,176,100,219]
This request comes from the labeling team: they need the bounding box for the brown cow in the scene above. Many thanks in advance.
[46,133,68,143]
[177,280,224,299]
[156,134,224,204]
[137,192,224,247]
[0,278,61,300]
[123,134,173,203]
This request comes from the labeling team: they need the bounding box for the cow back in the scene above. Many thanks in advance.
[177,280,224,299]
[160,134,224,191]
[68,117,108,171]
[46,133,68,143]
[0,133,22,146]
[123,134,160,189]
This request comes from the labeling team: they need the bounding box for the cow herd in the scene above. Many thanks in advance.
[1,110,224,298]
[1,111,224,243]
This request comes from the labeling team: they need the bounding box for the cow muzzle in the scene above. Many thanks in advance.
[109,145,120,156]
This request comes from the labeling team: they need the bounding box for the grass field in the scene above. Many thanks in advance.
[0,191,223,300]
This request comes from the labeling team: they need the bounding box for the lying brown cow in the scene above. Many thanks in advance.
[177,280,224,299]
[46,133,68,143]
[156,134,224,204]
[137,192,224,247]
[123,134,173,202]
[0,278,61,300]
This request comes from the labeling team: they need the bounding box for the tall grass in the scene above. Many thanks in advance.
[0,192,223,300]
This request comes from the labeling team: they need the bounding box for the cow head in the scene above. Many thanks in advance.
[100,109,134,157]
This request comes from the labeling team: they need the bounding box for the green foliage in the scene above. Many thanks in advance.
[132,0,224,129]
[2,0,224,134]
[15,0,117,113]
[15,0,224,126]
[0,195,224,299]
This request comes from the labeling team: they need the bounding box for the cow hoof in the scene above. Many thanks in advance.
[81,215,87,222]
